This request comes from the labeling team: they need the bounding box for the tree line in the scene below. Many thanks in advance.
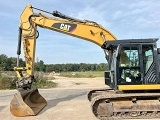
[44,63,108,72]
[0,54,25,71]
[0,54,108,72]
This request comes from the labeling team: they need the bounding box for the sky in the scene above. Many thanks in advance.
[0,0,160,64]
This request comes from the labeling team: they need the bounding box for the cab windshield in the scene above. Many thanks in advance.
[118,46,141,84]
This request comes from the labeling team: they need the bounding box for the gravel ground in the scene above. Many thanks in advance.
[0,76,159,120]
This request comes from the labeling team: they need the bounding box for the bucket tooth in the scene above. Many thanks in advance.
[10,86,47,117]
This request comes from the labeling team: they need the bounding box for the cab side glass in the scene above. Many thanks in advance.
[158,48,160,54]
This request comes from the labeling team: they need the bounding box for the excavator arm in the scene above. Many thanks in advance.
[10,4,116,117]
[15,4,116,80]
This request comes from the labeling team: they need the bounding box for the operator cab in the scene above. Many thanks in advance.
[102,38,160,90]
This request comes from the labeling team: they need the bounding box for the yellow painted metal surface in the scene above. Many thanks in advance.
[16,4,117,77]
[118,84,160,90]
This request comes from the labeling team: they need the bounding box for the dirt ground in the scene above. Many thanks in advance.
[0,76,159,120]
[51,76,107,89]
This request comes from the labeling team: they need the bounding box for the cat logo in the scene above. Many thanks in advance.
[52,23,77,32]
[60,24,71,31]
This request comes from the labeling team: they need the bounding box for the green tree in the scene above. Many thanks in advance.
[35,60,46,72]
[0,54,8,71]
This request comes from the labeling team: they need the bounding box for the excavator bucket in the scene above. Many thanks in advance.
[10,86,47,117]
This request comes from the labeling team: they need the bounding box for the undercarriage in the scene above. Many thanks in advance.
[88,89,160,120]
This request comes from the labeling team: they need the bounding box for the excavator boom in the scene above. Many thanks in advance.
[10,4,116,117]
[16,4,116,77]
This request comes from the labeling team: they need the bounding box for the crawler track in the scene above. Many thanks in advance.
[87,88,113,101]
[91,92,160,120]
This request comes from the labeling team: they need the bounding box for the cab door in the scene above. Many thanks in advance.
[117,44,141,85]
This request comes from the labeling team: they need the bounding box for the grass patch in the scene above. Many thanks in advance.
[0,75,16,89]
[0,72,57,90]
[34,72,57,89]
[59,71,104,78]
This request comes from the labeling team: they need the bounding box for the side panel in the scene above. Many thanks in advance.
[104,49,118,90]
[118,84,160,90]
[104,71,115,88]
[142,44,157,84]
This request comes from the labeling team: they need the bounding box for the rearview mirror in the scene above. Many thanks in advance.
[158,48,160,54]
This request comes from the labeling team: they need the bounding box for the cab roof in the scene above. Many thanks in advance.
[102,38,159,50]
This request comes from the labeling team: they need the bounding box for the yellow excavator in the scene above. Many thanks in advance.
[10,4,160,120]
